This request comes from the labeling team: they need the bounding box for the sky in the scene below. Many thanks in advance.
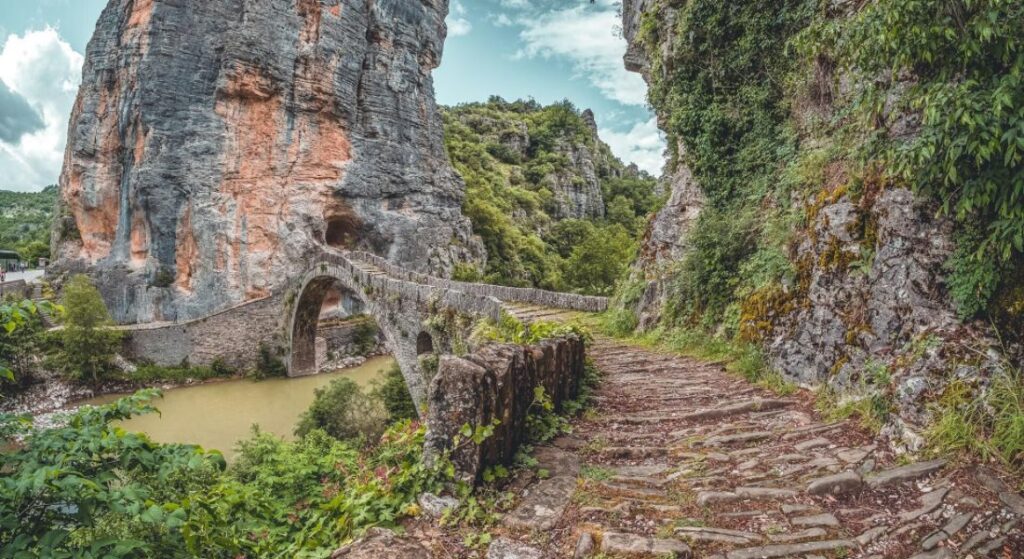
[0,0,664,192]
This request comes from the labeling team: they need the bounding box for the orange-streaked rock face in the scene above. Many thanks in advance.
[54,0,482,324]
[213,62,351,295]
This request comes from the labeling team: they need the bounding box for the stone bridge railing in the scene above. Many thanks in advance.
[314,249,506,322]
[344,251,609,314]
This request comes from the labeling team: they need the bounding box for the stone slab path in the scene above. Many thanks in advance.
[495,337,1024,558]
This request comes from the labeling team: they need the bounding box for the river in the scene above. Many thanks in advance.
[81,356,395,460]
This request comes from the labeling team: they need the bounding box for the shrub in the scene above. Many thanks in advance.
[372,364,418,422]
[58,274,123,384]
[664,209,759,326]
[0,391,228,558]
[562,223,635,296]
[0,301,46,391]
[253,344,286,379]
[352,319,379,355]
[294,377,387,443]
[0,391,450,558]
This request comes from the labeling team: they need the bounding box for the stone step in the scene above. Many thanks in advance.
[599,532,692,558]
[594,446,669,459]
[680,399,794,421]
[725,539,856,559]
[864,459,946,489]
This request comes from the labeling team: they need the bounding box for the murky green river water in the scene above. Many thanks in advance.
[82,356,395,460]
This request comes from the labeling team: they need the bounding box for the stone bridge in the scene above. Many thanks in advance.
[289,249,608,405]
[123,248,608,407]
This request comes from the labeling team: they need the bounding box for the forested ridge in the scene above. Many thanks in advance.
[0,185,56,262]
[444,97,659,295]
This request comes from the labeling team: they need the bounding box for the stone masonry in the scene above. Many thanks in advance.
[423,335,586,483]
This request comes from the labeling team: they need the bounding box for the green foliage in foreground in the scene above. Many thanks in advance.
[926,367,1024,476]
[0,393,449,558]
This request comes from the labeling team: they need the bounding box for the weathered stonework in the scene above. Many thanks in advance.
[121,293,284,370]
[618,0,1017,451]
[119,248,604,410]
[423,335,586,483]
[53,0,481,325]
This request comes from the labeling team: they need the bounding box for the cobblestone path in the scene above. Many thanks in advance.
[492,337,1024,559]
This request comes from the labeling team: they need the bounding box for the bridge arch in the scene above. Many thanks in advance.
[286,255,435,410]
[284,249,609,413]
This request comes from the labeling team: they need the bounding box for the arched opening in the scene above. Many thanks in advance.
[416,331,434,355]
[289,276,379,377]
[325,214,360,249]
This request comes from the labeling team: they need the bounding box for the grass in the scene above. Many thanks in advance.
[589,313,798,397]
[815,386,893,435]
[580,464,615,481]
[926,370,1024,478]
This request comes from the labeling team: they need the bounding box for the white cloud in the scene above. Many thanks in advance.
[499,0,532,9]
[599,117,666,175]
[491,13,513,27]
[447,1,473,37]
[0,27,83,191]
[516,6,647,106]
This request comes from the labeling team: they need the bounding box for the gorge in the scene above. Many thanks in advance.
[2,0,1023,558]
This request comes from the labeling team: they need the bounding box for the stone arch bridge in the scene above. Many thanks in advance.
[122,249,607,406]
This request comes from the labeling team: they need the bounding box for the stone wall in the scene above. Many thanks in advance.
[121,294,283,369]
[423,335,586,483]
[348,252,609,314]
[318,317,381,357]
[0,280,31,299]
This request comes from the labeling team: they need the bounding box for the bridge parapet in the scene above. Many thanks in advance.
[344,251,609,314]
[314,249,505,322]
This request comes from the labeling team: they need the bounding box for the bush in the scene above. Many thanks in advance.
[664,209,759,325]
[0,391,449,558]
[253,344,286,379]
[562,223,635,296]
[0,301,46,390]
[372,364,418,422]
[0,391,228,558]
[294,377,387,443]
[352,319,379,355]
[58,274,123,384]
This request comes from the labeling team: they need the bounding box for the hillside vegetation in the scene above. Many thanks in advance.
[612,0,1024,472]
[0,185,56,262]
[444,97,659,295]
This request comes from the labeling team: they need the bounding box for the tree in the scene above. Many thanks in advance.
[606,195,640,233]
[294,377,387,443]
[562,224,636,296]
[0,299,58,385]
[16,240,49,263]
[59,274,122,384]
[371,364,418,423]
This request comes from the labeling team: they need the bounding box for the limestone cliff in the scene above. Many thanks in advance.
[52,0,481,324]
[620,0,1020,450]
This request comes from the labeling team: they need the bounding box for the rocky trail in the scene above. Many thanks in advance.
[484,337,1024,559]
